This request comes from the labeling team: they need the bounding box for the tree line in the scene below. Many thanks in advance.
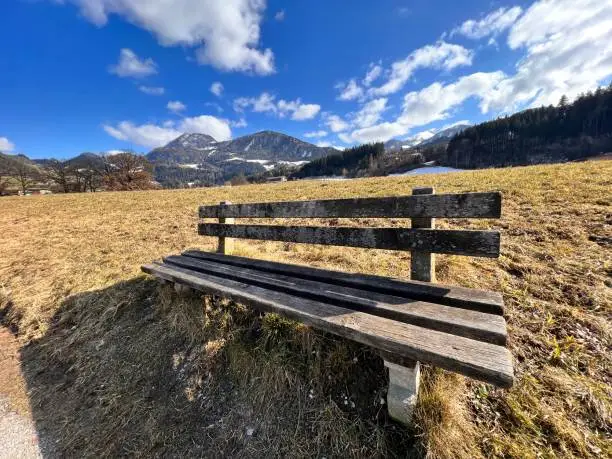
[0,151,158,195]
[291,143,385,178]
[446,84,612,169]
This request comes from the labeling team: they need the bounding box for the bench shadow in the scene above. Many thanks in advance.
[19,277,232,457]
[19,276,415,457]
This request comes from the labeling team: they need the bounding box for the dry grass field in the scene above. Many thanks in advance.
[0,160,610,458]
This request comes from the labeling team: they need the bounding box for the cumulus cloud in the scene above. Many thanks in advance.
[234,92,321,120]
[303,130,328,138]
[231,118,248,128]
[0,136,15,152]
[323,114,350,133]
[108,48,157,78]
[274,10,285,21]
[60,0,274,75]
[344,72,504,143]
[352,98,388,128]
[369,41,473,96]
[337,79,364,101]
[452,6,523,39]
[210,82,224,97]
[363,63,383,87]
[315,141,343,150]
[234,92,277,113]
[487,0,612,111]
[138,85,165,95]
[167,100,187,113]
[103,115,232,148]
[341,0,612,144]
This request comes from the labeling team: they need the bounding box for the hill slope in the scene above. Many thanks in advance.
[147,131,339,187]
[1,160,609,458]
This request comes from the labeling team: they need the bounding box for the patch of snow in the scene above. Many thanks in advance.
[244,139,255,152]
[389,166,465,176]
[179,164,200,169]
[278,160,309,166]
[225,158,271,165]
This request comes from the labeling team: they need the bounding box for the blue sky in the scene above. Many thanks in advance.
[1,0,611,159]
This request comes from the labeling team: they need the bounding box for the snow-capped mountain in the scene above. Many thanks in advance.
[385,124,471,151]
[147,131,338,169]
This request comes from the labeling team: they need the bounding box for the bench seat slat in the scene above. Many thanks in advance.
[198,223,501,258]
[163,255,507,345]
[182,250,504,314]
[142,262,513,388]
[199,192,502,219]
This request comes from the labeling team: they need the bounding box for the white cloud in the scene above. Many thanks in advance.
[180,115,231,139]
[337,79,364,101]
[108,48,157,78]
[344,72,503,143]
[452,7,523,39]
[442,120,471,129]
[486,0,612,111]
[103,115,232,148]
[204,102,224,113]
[231,118,248,128]
[353,98,388,128]
[138,85,165,95]
[0,136,15,152]
[167,100,187,113]
[324,114,350,133]
[285,102,321,120]
[363,63,382,86]
[347,122,409,144]
[274,10,285,21]
[210,82,224,97]
[337,133,353,144]
[316,141,343,150]
[234,92,277,113]
[234,92,321,120]
[61,0,274,75]
[304,130,328,138]
[400,72,505,127]
[369,41,473,96]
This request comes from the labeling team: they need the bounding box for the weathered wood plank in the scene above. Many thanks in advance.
[217,201,234,255]
[411,187,436,282]
[198,192,502,219]
[182,250,504,314]
[142,262,514,387]
[163,254,507,344]
[198,223,501,257]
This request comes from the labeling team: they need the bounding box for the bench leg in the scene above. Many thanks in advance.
[384,359,420,424]
[174,282,194,295]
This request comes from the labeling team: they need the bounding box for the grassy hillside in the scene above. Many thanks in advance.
[0,160,610,457]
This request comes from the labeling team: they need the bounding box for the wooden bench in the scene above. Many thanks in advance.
[142,187,513,424]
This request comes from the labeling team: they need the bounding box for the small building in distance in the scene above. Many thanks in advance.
[265,176,287,183]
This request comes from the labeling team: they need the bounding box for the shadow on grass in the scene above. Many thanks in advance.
[18,276,417,457]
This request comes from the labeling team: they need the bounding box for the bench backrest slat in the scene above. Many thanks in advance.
[198,223,500,258]
[199,192,501,219]
[199,189,502,262]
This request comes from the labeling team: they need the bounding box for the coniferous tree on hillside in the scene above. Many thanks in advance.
[292,143,385,178]
[446,84,612,169]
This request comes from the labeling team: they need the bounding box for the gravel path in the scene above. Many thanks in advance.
[0,397,42,459]
[0,328,49,459]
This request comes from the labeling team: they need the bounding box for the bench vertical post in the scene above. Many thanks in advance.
[217,201,234,255]
[383,187,435,425]
[411,186,436,282]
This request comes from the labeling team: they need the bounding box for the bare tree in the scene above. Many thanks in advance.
[102,152,157,191]
[9,160,38,194]
[45,160,73,193]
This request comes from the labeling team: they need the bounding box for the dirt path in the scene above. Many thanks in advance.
[0,328,44,459]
